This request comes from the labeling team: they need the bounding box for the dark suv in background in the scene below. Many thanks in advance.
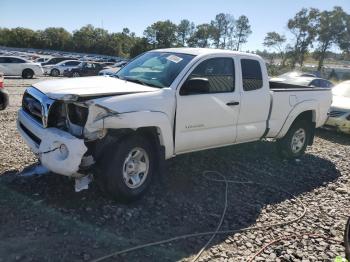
[63,62,103,77]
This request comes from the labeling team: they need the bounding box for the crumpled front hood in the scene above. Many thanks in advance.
[331,95,350,111]
[32,76,158,100]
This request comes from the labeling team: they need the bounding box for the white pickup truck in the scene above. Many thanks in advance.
[17,48,332,200]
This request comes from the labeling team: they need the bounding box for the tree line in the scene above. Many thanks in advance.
[0,13,252,58]
[263,6,349,70]
[0,6,349,71]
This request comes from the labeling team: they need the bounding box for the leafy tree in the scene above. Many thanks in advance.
[314,7,348,70]
[122,28,130,35]
[144,20,177,48]
[222,14,235,49]
[176,19,195,46]
[40,27,72,51]
[1,27,38,48]
[263,32,287,66]
[337,12,350,55]
[187,23,216,48]
[129,37,152,57]
[288,8,319,68]
[233,15,252,50]
[210,13,235,49]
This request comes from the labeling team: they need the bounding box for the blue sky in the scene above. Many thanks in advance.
[1,0,349,51]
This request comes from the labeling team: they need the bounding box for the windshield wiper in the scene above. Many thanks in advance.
[122,77,161,88]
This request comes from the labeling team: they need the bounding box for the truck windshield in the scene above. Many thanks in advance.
[115,52,194,88]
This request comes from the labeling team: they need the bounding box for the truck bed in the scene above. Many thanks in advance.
[269,81,330,91]
[267,81,332,138]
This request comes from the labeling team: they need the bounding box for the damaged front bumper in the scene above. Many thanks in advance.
[17,109,88,176]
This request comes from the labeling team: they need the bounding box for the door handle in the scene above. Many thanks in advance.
[226,101,240,106]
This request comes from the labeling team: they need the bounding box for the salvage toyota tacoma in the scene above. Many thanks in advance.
[17,48,332,201]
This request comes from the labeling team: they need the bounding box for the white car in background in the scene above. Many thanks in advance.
[325,80,350,134]
[43,60,82,76]
[35,57,50,63]
[98,61,128,76]
[0,56,43,79]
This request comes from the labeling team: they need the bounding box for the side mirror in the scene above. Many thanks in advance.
[180,77,210,95]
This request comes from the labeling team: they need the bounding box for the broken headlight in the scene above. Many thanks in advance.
[68,104,89,126]
[92,104,119,122]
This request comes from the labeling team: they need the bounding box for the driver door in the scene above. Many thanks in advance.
[175,57,241,154]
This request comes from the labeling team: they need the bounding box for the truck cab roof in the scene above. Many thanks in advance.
[153,48,261,59]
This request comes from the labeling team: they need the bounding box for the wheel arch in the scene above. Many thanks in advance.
[92,126,167,179]
[277,100,318,142]
[51,68,60,75]
[22,68,34,74]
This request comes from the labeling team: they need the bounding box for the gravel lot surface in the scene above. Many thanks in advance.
[0,76,349,262]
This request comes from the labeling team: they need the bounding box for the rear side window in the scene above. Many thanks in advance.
[309,79,320,87]
[10,58,25,63]
[241,59,263,91]
[65,61,80,66]
[321,80,333,88]
[186,57,235,93]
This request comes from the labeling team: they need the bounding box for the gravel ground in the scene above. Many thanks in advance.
[0,76,349,262]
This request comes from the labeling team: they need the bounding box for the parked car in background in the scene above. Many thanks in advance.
[35,57,50,63]
[0,56,43,79]
[0,72,9,110]
[101,62,115,68]
[271,74,334,88]
[43,60,82,76]
[325,80,350,134]
[63,62,103,77]
[41,57,77,66]
[278,71,317,78]
[98,61,128,76]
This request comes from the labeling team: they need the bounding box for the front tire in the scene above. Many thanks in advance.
[99,135,155,201]
[50,68,60,77]
[277,119,311,158]
[22,69,34,79]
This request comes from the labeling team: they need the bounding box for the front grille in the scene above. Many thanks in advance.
[20,123,41,145]
[329,110,346,118]
[22,92,42,124]
[21,87,55,127]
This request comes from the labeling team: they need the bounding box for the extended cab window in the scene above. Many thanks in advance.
[241,59,263,91]
[181,58,235,95]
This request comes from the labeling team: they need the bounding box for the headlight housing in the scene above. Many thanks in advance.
[93,104,119,122]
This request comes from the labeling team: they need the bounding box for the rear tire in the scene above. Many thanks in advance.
[50,68,60,77]
[99,135,155,202]
[22,69,34,79]
[277,119,311,158]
